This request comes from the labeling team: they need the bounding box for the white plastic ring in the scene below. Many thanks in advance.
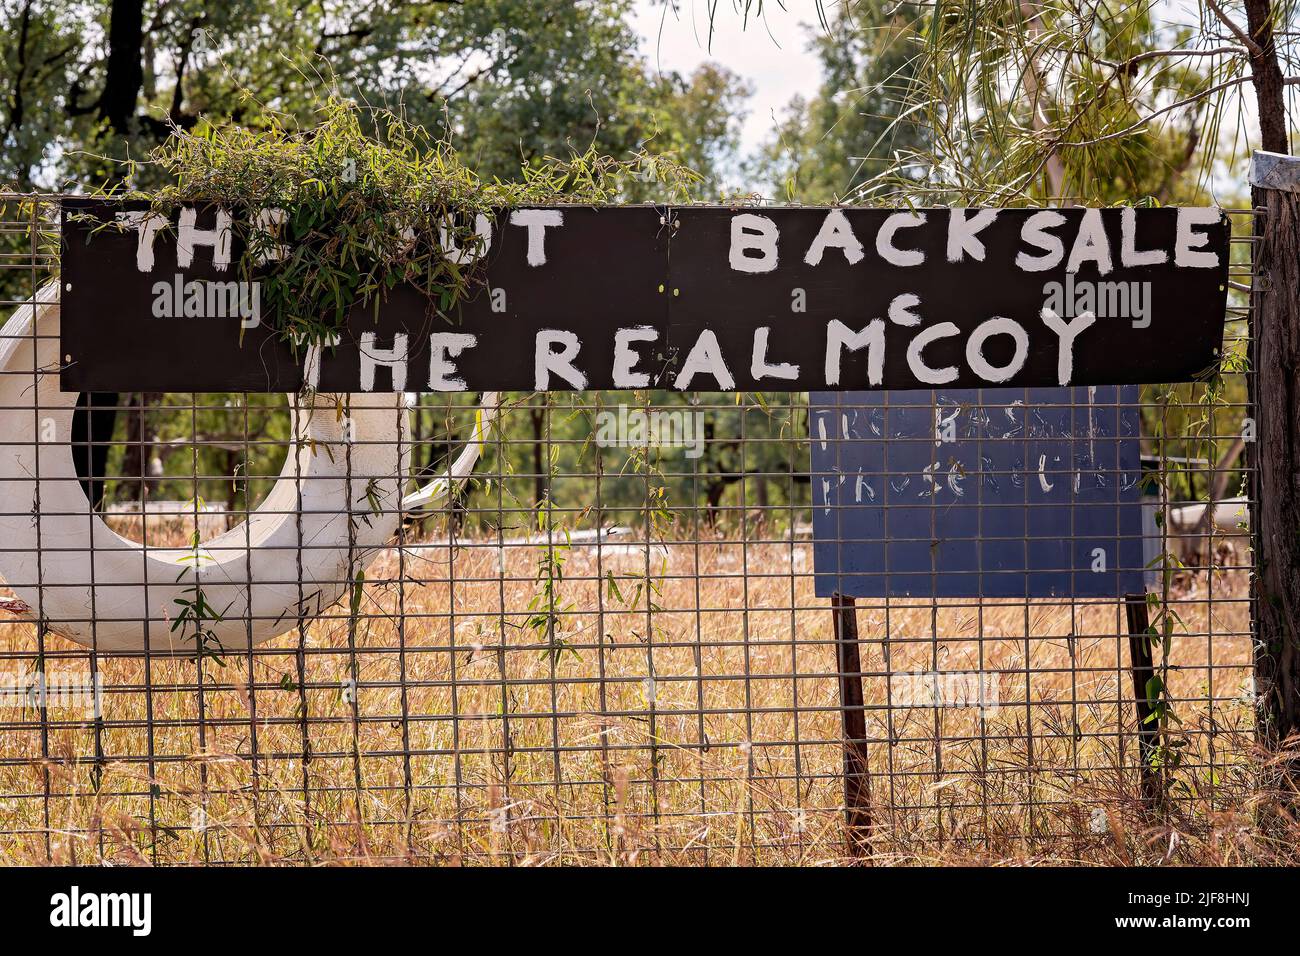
[0,283,412,653]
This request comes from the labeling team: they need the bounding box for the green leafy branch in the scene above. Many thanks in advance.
[115,98,700,348]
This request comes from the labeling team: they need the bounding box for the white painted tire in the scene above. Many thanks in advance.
[0,283,410,653]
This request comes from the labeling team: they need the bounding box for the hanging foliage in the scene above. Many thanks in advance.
[110,99,701,348]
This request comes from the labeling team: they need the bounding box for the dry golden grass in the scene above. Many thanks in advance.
[0,520,1291,867]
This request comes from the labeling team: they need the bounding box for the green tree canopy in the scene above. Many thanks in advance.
[1,0,751,191]
[752,0,928,202]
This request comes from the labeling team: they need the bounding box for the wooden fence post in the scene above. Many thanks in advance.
[1124,593,1161,808]
[831,593,872,859]
[1249,151,1300,766]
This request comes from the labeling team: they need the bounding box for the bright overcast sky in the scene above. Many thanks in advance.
[630,0,824,155]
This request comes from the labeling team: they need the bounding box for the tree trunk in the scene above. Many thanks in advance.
[122,392,147,503]
[100,0,146,136]
[81,0,150,483]
[224,447,239,511]
[1244,0,1289,156]
[1253,185,1300,757]
[531,406,547,506]
[71,392,120,509]
[1246,1,1300,763]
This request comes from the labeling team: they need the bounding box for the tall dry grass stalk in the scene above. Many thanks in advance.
[0,519,1289,866]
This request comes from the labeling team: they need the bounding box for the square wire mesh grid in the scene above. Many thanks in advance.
[0,195,1259,864]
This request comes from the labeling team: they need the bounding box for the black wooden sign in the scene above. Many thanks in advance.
[59,199,1230,393]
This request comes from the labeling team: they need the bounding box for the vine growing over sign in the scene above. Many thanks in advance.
[116,98,700,348]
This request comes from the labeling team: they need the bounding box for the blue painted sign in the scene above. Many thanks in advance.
[810,387,1144,598]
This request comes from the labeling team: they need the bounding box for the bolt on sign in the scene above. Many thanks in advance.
[59,200,1229,393]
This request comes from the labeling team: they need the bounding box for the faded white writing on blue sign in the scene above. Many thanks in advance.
[810,386,1144,598]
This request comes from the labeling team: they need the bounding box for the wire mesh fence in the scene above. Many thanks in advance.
[0,195,1260,864]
